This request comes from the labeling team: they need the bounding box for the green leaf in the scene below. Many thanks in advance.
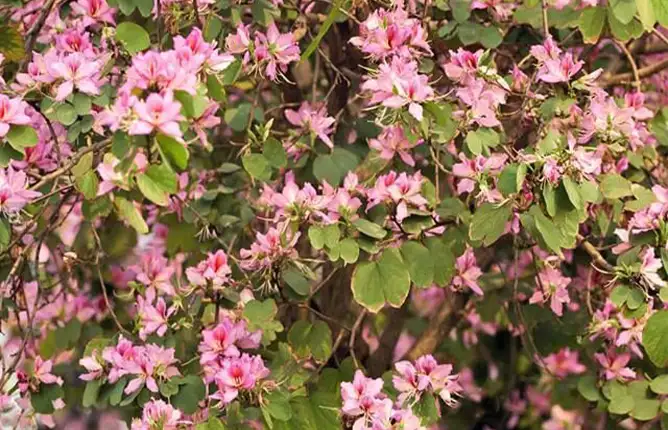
[136,0,153,16]
[243,299,283,344]
[608,8,643,41]
[498,164,525,196]
[0,218,10,252]
[578,375,602,402]
[608,393,635,415]
[72,93,92,116]
[196,417,227,430]
[610,0,637,23]
[242,154,272,181]
[264,389,293,422]
[308,225,326,250]
[109,378,127,406]
[400,241,434,288]
[31,384,64,414]
[413,392,439,425]
[0,23,26,63]
[263,137,287,168]
[425,237,455,286]
[6,125,38,152]
[174,90,209,119]
[322,224,340,248]
[643,311,668,367]
[157,134,189,171]
[636,0,656,30]
[352,219,387,240]
[627,288,645,309]
[631,399,660,421]
[57,103,77,125]
[288,320,333,361]
[469,202,512,246]
[465,128,500,155]
[339,238,360,264]
[479,26,503,48]
[224,103,252,132]
[611,285,631,307]
[563,177,583,210]
[600,174,633,199]
[301,0,344,61]
[282,268,310,295]
[351,248,411,312]
[76,170,99,200]
[579,7,606,43]
[532,206,563,256]
[137,165,177,206]
[115,22,151,54]
[114,196,149,234]
[451,0,471,22]
[650,375,668,394]
[83,379,102,408]
[171,376,206,414]
[655,0,668,26]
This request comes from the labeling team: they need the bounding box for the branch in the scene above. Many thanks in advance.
[406,294,466,361]
[541,0,549,37]
[576,234,614,272]
[19,0,58,70]
[602,58,668,86]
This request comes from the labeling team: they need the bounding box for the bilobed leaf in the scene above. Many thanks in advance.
[655,0,668,26]
[469,202,512,246]
[115,22,151,54]
[76,170,99,200]
[83,379,102,408]
[425,237,455,286]
[608,8,643,41]
[6,125,38,152]
[600,174,633,199]
[650,375,668,394]
[224,103,252,131]
[171,376,206,414]
[353,219,387,239]
[610,0,637,24]
[243,299,283,344]
[157,134,189,171]
[400,241,434,288]
[242,154,272,181]
[579,7,606,43]
[351,248,411,313]
[630,399,660,421]
[263,137,287,168]
[288,320,332,361]
[339,238,360,264]
[0,23,25,62]
[578,375,602,402]
[643,311,668,367]
[636,0,656,30]
[114,196,149,234]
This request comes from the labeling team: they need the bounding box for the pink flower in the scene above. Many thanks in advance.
[366,171,429,222]
[452,152,507,199]
[451,248,483,296]
[393,355,461,407]
[0,167,41,213]
[136,287,176,341]
[341,370,385,416]
[443,49,483,84]
[33,356,64,386]
[212,354,270,404]
[0,95,31,138]
[594,349,636,381]
[124,344,180,394]
[79,356,104,381]
[543,406,583,430]
[129,91,184,140]
[368,125,422,166]
[130,251,176,296]
[285,102,336,148]
[239,227,301,271]
[70,0,116,26]
[198,317,261,380]
[456,78,506,127]
[350,6,432,60]
[225,24,253,59]
[131,399,185,430]
[537,53,583,84]
[254,23,300,81]
[639,247,665,289]
[361,57,434,121]
[542,157,562,184]
[50,53,101,101]
[529,267,572,317]
[542,348,586,379]
[185,250,232,289]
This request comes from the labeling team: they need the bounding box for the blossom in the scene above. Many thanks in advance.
[124,344,180,394]
[50,53,101,101]
[0,167,41,213]
[33,357,64,386]
[254,23,300,81]
[393,355,461,406]
[456,78,506,127]
[136,287,176,340]
[70,0,116,26]
[368,125,422,166]
[239,227,301,271]
[130,251,176,296]
[79,355,104,381]
[198,318,261,381]
[366,171,429,222]
[0,95,31,138]
[452,152,507,200]
[361,57,434,121]
[350,6,432,60]
[530,266,571,317]
[186,250,232,289]
[285,102,336,148]
[129,91,184,140]
[212,354,270,404]
[639,247,665,289]
[443,49,483,84]
[340,370,385,417]
[131,399,184,430]
[542,348,586,379]
[594,349,636,381]
[451,248,483,296]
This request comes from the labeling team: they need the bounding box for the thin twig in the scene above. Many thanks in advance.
[349,309,366,369]
[577,234,615,272]
[20,0,58,70]
[616,41,641,89]
[603,58,668,86]
[540,0,550,37]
